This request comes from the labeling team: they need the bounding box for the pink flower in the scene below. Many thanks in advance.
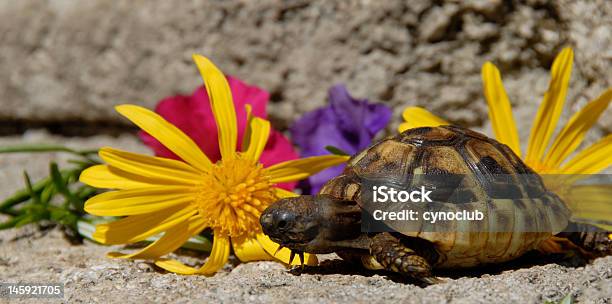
[139,76,298,190]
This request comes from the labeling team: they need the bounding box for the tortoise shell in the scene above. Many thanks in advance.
[319,126,571,268]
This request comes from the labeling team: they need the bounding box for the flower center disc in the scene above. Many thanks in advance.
[196,155,276,237]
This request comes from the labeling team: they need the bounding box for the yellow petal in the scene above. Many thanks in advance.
[397,123,412,133]
[564,184,612,230]
[481,62,521,156]
[193,55,237,160]
[98,147,202,186]
[256,233,318,266]
[543,89,612,168]
[84,187,195,216]
[115,105,212,172]
[242,104,254,150]
[266,155,350,184]
[560,134,612,174]
[92,204,197,244]
[526,47,573,164]
[107,216,205,259]
[80,165,153,189]
[232,234,274,262]
[398,107,448,133]
[153,259,200,274]
[154,230,230,275]
[274,187,299,199]
[243,117,270,163]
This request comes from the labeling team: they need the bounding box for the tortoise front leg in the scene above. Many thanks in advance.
[370,233,442,284]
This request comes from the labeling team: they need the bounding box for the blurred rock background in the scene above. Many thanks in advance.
[0,0,610,141]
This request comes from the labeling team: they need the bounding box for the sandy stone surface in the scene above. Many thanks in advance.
[1,0,611,133]
[0,227,611,304]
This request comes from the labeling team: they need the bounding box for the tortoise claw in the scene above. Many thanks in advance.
[298,252,305,269]
[288,251,296,264]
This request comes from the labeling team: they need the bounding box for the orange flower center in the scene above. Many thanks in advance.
[195,154,277,237]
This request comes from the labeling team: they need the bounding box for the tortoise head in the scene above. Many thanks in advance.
[260,195,362,254]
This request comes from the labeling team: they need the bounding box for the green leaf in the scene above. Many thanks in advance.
[0,168,79,212]
[23,171,41,205]
[543,294,575,304]
[558,294,574,304]
[43,205,77,230]
[40,183,56,205]
[0,214,27,230]
[49,207,69,221]
[1,208,19,217]
[0,161,94,234]
[15,214,33,228]
[0,178,47,211]
[50,163,82,212]
[325,145,350,156]
[75,186,97,200]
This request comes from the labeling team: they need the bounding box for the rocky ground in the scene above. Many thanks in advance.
[0,133,611,303]
[0,225,611,304]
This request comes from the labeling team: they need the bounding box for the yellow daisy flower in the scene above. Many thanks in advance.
[399,47,612,229]
[80,55,348,275]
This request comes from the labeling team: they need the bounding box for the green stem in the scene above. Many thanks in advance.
[0,168,80,212]
[0,144,99,165]
[0,144,98,157]
[0,214,27,230]
[2,208,19,217]
[0,177,49,212]
[325,145,350,156]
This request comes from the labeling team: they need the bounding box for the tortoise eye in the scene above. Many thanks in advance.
[274,211,295,230]
[277,220,288,229]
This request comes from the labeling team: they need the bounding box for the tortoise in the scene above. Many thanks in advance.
[260,125,608,283]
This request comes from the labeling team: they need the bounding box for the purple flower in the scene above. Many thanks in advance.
[290,84,392,194]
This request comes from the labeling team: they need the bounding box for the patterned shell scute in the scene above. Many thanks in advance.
[342,126,549,204]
